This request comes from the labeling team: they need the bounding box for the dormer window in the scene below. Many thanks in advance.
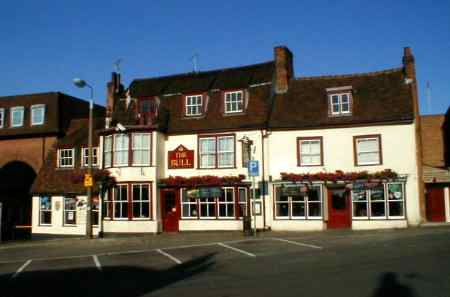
[10,106,24,127]
[326,86,352,116]
[31,104,45,126]
[224,90,244,114]
[185,95,203,116]
[0,108,4,128]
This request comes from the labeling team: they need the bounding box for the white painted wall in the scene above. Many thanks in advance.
[31,195,100,236]
[445,187,450,223]
[265,123,421,229]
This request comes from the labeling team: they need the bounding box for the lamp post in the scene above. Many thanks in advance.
[239,136,254,236]
[73,78,94,239]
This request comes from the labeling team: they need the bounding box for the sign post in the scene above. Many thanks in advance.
[248,160,259,235]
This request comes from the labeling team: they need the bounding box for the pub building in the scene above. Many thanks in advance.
[29,46,426,236]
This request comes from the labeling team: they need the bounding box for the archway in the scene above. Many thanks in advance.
[0,161,36,241]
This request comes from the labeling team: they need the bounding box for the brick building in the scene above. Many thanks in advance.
[0,92,104,240]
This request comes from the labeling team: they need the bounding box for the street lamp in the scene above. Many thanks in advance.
[239,136,254,236]
[73,78,94,239]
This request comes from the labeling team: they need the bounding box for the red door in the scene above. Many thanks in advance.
[426,187,446,222]
[161,189,180,232]
[328,188,352,229]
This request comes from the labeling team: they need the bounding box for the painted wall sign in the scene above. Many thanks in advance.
[168,145,194,169]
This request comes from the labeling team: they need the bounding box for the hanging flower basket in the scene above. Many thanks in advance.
[159,175,247,188]
[280,169,398,183]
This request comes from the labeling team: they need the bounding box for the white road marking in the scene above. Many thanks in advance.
[156,249,182,265]
[11,260,32,279]
[217,242,256,257]
[92,255,102,271]
[271,238,323,249]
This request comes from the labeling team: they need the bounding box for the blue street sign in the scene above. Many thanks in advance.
[248,160,259,177]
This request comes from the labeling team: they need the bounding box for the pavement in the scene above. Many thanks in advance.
[1,226,450,297]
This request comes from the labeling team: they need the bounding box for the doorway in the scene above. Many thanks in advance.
[160,189,180,232]
[327,188,351,229]
[426,187,446,222]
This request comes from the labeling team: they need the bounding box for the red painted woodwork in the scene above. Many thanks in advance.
[161,189,180,232]
[426,187,446,222]
[327,188,351,229]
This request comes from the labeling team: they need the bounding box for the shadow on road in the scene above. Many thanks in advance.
[1,253,215,297]
[371,272,418,297]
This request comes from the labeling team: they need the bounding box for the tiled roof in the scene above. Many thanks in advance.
[31,117,104,195]
[269,68,414,129]
[129,61,274,97]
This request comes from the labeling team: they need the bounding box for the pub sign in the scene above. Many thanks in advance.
[168,145,194,169]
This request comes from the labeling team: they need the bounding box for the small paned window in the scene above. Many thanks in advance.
[132,133,151,166]
[218,188,235,218]
[58,149,75,168]
[224,91,244,113]
[31,104,45,126]
[132,184,150,219]
[114,134,129,166]
[185,95,203,116]
[113,184,128,219]
[298,137,323,166]
[82,147,98,167]
[104,136,113,168]
[199,135,235,168]
[0,108,4,128]
[10,106,24,127]
[329,93,351,116]
[39,196,52,225]
[354,135,382,166]
[352,183,405,219]
[63,197,77,225]
[275,185,323,219]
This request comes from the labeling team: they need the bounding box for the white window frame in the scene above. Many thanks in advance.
[113,184,128,220]
[10,106,24,127]
[113,134,129,167]
[63,196,77,226]
[238,187,248,218]
[104,135,113,168]
[224,90,244,113]
[131,183,151,219]
[181,189,199,219]
[274,185,323,220]
[0,108,4,128]
[39,196,52,225]
[58,148,75,168]
[31,104,45,126]
[355,135,381,166]
[387,182,405,219]
[198,135,235,169]
[329,93,351,115]
[81,147,99,167]
[218,187,235,219]
[298,138,322,166]
[132,133,151,166]
[185,94,203,116]
[199,197,216,219]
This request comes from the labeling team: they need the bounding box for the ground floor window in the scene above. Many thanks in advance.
[39,196,52,225]
[352,182,405,219]
[274,184,323,219]
[181,186,247,219]
[92,197,99,226]
[105,183,152,220]
[63,196,77,225]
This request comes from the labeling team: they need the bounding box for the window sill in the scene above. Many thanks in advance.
[355,163,382,167]
[222,111,246,117]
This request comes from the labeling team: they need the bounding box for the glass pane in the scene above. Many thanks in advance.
[40,197,51,210]
[291,194,305,202]
[371,202,385,217]
[332,191,347,209]
[276,203,289,217]
[353,202,367,217]
[219,204,226,217]
[133,135,142,148]
[331,95,339,104]
[308,202,321,217]
[239,189,246,202]
[218,137,232,151]
[308,187,321,201]
[292,203,305,217]
[341,94,349,103]
[371,186,385,201]
[352,190,367,202]
[65,211,76,225]
[359,152,379,164]
[183,204,190,217]
[342,103,349,112]
[389,201,404,216]
[358,139,378,152]
[388,184,403,200]
[41,211,51,224]
[227,204,234,217]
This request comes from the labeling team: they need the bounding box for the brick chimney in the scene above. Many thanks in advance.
[106,72,123,127]
[402,47,416,80]
[274,46,294,94]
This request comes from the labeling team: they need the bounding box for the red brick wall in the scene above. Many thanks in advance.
[0,136,57,173]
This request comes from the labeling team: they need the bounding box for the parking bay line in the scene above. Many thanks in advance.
[92,255,102,271]
[217,242,256,258]
[11,259,32,279]
[271,238,323,250]
[156,249,182,265]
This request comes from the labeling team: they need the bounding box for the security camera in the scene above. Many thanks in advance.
[116,123,126,132]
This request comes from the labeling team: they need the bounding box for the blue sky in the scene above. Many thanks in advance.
[1,0,449,114]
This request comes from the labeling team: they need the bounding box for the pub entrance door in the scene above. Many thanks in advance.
[161,189,180,232]
[327,188,352,229]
